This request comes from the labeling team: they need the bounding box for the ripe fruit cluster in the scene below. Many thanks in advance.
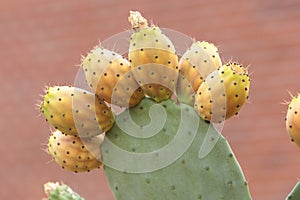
[39,11,250,173]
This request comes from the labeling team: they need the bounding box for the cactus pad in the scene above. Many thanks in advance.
[102,98,252,200]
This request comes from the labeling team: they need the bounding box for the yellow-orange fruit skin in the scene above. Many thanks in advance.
[194,62,250,123]
[48,130,103,173]
[286,95,300,147]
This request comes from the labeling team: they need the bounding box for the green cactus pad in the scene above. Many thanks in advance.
[45,182,84,200]
[102,98,252,200]
[286,181,300,200]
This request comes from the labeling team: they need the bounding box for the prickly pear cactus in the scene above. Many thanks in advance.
[102,98,251,200]
[38,10,257,200]
[44,182,84,200]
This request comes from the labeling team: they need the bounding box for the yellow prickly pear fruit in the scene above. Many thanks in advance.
[286,94,300,147]
[40,86,115,137]
[194,62,250,123]
[82,46,144,107]
[179,41,222,93]
[128,11,179,102]
[48,130,103,173]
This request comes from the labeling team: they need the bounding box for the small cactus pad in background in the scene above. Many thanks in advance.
[102,98,252,200]
[40,86,115,137]
[179,41,222,92]
[194,62,250,123]
[44,182,84,200]
[48,130,103,173]
[286,181,300,200]
[286,94,300,147]
[128,11,179,102]
[82,46,145,107]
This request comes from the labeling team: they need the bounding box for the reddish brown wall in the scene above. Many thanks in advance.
[1,0,300,199]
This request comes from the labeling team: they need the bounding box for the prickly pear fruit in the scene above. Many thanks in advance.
[194,62,250,123]
[48,130,103,173]
[82,46,145,107]
[286,94,300,147]
[44,182,84,200]
[40,86,114,137]
[178,41,222,93]
[176,72,195,106]
[128,11,179,102]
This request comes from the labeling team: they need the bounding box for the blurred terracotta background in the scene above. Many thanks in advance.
[1,0,300,199]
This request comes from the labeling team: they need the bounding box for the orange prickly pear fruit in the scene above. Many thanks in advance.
[128,11,179,102]
[40,86,115,137]
[194,62,250,123]
[48,130,103,173]
[82,46,144,107]
[179,41,222,93]
[286,94,300,147]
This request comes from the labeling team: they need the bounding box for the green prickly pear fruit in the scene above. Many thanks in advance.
[82,46,145,107]
[128,11,179,102]
[44,182,84,200]
[40,86,114,137]
[286,94,300,147]
[194,62,250,123]
[47,130,103,173]
[178,41,222,93]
